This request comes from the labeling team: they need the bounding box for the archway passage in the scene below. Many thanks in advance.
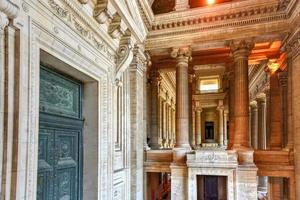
[37,66,83,200]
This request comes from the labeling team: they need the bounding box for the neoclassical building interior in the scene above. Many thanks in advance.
[0,0,300,199]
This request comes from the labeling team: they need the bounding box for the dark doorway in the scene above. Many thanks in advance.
[197,175,227,200]
[205,122,214,140]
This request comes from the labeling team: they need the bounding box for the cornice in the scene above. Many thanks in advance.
[151,0,280,31]
[137,0,154,30]
[145,0,298,50]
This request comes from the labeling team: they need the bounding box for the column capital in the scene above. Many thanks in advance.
[229,39,255,59]
[150,70,162,85]
[256,93,266,102]
[195,107,202,112]
[171,47,192,66]
[217,105,225,111]
[250,100,258,108]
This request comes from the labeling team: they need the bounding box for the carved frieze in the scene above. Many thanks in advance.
[46,0,115,60]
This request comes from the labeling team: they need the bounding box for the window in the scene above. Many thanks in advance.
[199,78,219,93]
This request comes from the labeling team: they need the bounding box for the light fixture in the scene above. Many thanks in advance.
[268,60,280,74]
[207,0,215,5]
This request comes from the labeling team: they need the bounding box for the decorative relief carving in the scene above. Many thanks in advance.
[48,0,68,18]
[47,0,115,60]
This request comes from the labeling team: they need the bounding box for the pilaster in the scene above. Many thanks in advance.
[129,44,147,200]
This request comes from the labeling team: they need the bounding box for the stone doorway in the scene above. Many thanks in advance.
[197,175,227,200]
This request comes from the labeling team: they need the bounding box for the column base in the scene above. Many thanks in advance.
[237,165,258,200]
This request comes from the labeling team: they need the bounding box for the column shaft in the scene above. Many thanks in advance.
[218,106,224,147]
[269,72,283,149]
[230,40,254,149]
[224,111,228,146]
[195,108,202,146]
[228,69,235,149]
[149,71,161,149]
[250,102,258,149]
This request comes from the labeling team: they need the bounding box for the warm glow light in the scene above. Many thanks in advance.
[268,61,280,74]
[207,0,215,5]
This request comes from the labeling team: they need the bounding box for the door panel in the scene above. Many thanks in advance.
[38,66,83,200]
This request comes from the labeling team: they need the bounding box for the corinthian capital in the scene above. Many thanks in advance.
[229,39,255,59]
[170,47,192,66]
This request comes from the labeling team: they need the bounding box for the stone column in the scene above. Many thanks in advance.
[217,104,224,147]
[149,70,162,149]
[250,101,258,149]
[144,69,151,150]
[257,95,267,150]
[224,110,229,146]
[228,65,235,149]
[286,59,294,149]
[257,94,268,195]
[268,69,283,149]
[195,107,202,146]
[171,47,192,152]
[162,100,167,148]
[129,45,147,199]
[287,30,300,200]
[170,47,192,200]
[229,40,254,150]
[265,88,271,146]
[279,70,288,147]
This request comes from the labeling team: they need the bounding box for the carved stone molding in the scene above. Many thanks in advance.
[282,28,300,59]
[0,0,19,18]
[109,14,127,39]
[94,0,116,24]
[46,0,115,60]
[151,3,280,31]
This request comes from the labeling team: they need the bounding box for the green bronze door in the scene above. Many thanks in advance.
[37,66,83,200]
